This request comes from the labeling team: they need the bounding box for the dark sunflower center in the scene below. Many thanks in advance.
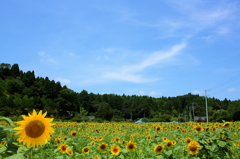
[84,148,89,152]
[167,142,172,147]
[100,144,106,149]
[25,120,45,138]
[128,144,134,149]
[196,127,201,131]
[62,145,67,151]
[113,148,118,153]
[156,146,163,152]
[189,145,197,151]
[72,132,76,136]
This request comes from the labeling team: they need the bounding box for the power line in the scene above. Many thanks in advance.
[209,72,240,96]
[211,81,240,96]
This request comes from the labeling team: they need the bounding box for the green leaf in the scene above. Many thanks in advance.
[0,132,7,139]
[0,125,14,132]
[4,154,25,159]
[118,154,125,159]
[210,144,217,152]
[0,116,15,127]
[0,146,7,153]
[217,140,226,147]
[121,148,128,153]
[164,150,172,156]
[17,146,29,155]
[156,156,165,159]
[7,143,19,153]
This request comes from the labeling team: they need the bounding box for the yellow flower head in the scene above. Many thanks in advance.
[14,110,54,148]
[154,144,164,154]
[98,142,108,152]
[166,141,173,148]
[94,155,100,159]
[111,145,121,156]
[114,137,120,142]
[126,141,137,152]
[67,149,73,156]
[82,147,90,154]
[58,144,69,154]
[188,140,200,155]
[194,125,203,133]
[223,122,231,128]
[71,130,77,137]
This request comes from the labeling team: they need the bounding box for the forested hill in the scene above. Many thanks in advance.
[0,63,240,122]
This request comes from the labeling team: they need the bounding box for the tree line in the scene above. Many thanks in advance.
[0,63,240,122]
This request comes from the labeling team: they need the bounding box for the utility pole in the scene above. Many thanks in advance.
[205,90,211,123]
[184,111,186,122]
[189,106,192,122]
[191,103,195,122]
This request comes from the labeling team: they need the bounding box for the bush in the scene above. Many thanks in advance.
[71,113,88,122]
[141,118,149,122]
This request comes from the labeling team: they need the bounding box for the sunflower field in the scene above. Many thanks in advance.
[0,110,240,159]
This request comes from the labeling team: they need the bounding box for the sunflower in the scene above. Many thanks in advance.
[98,136,103,141]
[98,142,108,152]
[188,140,200,155]
[55,137,61,144]
[114,137,120,143]
[90,141,95,146]
[223,122,231,128]
[154,144,164,154]
[67,148,73,156]
[186,138,192,144]
[58,144,69,154]
[94,155,100,159]
[71,130,77,137]
[126,141,137,152]
[166,141,173,148]
[82,146,90,154]
[172,140,177,145]
[194,125,203,133]
[162,137,169,142]
[14,110,54,148]
[156,126,161,132]
[0,140,6,146]
[147,135,152,140]
[111,145,121,156]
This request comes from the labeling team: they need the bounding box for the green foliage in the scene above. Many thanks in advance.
[0,116,21,158]
[210,109,231,122]
[0,62,239,122]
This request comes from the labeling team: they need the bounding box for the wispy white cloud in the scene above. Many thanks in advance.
[214,26,230,35]
[192,90,204,95]
[102,72,158,83]
[227,88,237,92]
[67,52,77,57]
[130,1,239,40]
[149,91,162,96]
[39,52,57,64]
[55,78,71,85]
[102,42,187,83]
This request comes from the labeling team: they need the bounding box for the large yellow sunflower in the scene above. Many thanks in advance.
[188,140,200,155]
[14,110,54,148]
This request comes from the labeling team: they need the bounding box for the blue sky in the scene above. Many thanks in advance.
[1,0,240,101]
